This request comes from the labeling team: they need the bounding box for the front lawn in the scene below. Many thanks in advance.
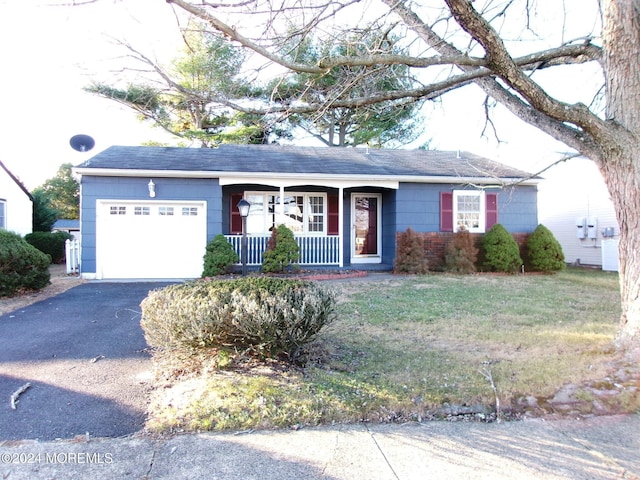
[145,268,634,432]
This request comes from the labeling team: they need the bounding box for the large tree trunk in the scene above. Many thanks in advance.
[602,0,640,352]
[602,156,640,351]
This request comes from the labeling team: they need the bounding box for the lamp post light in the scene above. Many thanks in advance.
[237,198,251,276]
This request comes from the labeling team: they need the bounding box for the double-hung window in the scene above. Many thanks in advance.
[440,190,498,233]
[244,192,327,235]
[453,190,485,233]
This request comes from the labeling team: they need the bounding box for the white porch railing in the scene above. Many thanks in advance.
[224,235,340,266]
[65,239,81,274]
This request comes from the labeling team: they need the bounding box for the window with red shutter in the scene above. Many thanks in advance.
[230,193,243,234]
[328,194,339,235]
[440,191,453,232]
[485,193,498,230]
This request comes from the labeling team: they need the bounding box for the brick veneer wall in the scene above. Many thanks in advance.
[397,231,530,271]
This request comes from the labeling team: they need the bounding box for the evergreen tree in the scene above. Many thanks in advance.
[34,163,79,221]
[262,225,300,273]
[527,225,566,273]
[445,227,478,274]
[394,228,428,274]
[482,224,523,273]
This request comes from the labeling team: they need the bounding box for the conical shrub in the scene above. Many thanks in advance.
[394,227,428,274]
[482,224,522,273]
[445,227,478,274]
[527,224,566,273]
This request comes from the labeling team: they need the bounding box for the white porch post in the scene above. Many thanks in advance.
[279,186,285,225]
[338,186,344,268]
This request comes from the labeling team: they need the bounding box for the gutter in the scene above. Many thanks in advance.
[72,167,540,187]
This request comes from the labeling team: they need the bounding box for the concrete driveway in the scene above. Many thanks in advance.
[0,282,173,441]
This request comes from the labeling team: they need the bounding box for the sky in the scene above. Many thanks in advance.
[0,0,180,190]
[0,0,604,192]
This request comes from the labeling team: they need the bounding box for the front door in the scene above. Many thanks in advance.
[351,193,381,264]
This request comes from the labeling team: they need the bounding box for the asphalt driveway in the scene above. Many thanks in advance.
[0,282,173,441]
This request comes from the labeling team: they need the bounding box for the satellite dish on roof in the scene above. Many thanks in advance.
[69,134,95,152]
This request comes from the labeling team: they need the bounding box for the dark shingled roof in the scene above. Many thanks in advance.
[76,145,535,180]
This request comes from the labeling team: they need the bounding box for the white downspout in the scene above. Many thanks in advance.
[279,186,285,225]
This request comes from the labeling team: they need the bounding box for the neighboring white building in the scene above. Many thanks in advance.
[538,157,618,270]
[0,160,33,236]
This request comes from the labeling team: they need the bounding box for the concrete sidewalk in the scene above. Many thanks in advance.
[1,415,638,479]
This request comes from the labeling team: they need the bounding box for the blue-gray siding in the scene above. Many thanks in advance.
[80,176,222,274]
[80,176,538,274]
[395,183,538,233]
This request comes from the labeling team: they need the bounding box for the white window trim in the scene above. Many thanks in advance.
[453,190,486,233]
[244,191,328,236]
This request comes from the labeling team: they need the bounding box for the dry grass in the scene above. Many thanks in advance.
[146,268,626,432]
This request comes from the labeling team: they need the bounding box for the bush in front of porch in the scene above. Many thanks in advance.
[262,224,300,273]
[202,234,239,277]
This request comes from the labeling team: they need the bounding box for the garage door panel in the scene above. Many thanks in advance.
[97,201,207,279]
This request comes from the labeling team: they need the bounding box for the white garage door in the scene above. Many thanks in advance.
[96,200,207,279]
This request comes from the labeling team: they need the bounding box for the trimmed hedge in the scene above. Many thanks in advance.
[140,277,336,362]
[0,230,51,297]
[25,231,73,264]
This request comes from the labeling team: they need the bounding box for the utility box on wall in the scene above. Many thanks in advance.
[587,218,598,239]
[576,217,586,239]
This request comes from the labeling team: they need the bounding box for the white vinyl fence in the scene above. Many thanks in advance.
[65,239,81,274]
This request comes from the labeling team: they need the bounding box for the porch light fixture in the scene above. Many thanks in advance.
[148,179,156,198]
[237,198,250,218]
[237,198,251,276]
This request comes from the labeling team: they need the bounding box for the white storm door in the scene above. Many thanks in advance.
[351,193,382,264]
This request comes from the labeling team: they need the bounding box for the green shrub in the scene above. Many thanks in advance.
[25,231,73,264]
[140,277,336,363]
[445,227,478,274]
[202,234,239,277]
[482,224,523,273]
[0,230,51,297]
[527,224,566,273]
[394,227,428,274]
[262,224,300,273]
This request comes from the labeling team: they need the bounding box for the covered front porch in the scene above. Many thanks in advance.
[220,177,398,268]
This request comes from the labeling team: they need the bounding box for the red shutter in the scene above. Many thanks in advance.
[328,194,339,235]
[230,193,243,234]
[485,193,498,230]
[440,192,453,232]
